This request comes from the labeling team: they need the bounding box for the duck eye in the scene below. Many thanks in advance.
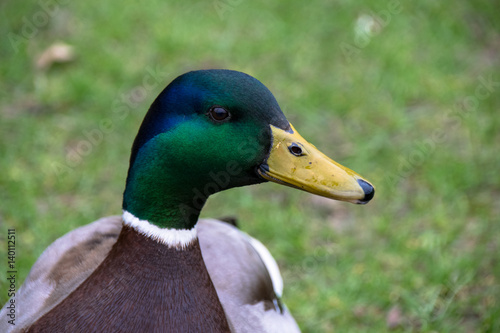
[208,106,231,122]
[288,143,304,156]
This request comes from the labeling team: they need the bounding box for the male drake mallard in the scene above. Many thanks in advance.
[0,70,374,332]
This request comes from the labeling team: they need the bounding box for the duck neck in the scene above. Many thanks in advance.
[122,148,209,230]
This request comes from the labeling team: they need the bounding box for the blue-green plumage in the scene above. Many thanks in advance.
[129,70,289,166]
[124,70,290,229]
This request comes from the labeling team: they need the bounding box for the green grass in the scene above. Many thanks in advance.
[1,0,499,331]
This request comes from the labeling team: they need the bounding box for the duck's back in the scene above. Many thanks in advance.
[0,217,122,333]
[199,219,300,333]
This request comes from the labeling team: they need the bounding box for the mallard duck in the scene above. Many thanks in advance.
[0,70,374,332]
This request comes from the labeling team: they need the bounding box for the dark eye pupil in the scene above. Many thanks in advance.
[210,107,229,121]
[289,145,303,156]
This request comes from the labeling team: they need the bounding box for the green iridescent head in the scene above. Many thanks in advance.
[123,70,374,229]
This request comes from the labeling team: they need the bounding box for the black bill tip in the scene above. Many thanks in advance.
[357,179,375,204]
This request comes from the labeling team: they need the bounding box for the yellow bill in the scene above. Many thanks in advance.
[258,124,374,204]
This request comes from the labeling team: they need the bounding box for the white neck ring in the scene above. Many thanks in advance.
[122,210,197,249]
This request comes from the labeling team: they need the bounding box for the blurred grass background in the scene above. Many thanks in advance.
[1,0,499,331]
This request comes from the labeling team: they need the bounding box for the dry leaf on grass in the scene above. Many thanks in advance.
[36,42,75,70]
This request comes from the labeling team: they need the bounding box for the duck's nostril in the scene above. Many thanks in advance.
[357,179,375,203]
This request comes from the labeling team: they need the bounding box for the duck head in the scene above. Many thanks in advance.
[123,70,374,229]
